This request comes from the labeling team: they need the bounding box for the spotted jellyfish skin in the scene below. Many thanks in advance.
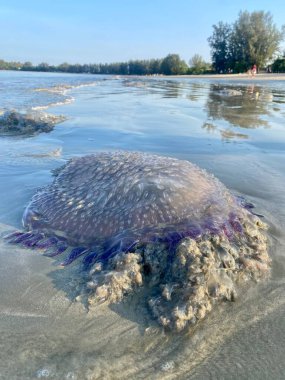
[21,151,242,254]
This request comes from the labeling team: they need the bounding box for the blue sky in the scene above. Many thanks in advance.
[0,0,284,65]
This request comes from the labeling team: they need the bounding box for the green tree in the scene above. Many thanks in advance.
[149,58,162,74]
[188,54,211,74]
[160,54,188,75]
[208,22,232,73]
[21,61,33,71]
[58,62,70,72]
[272,57,285,72]
[232,11,284,71]
[0,59,9,70]
[37,62,50,72]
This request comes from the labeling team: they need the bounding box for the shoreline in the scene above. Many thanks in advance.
[165,73,285,80]
[2,69,285,81]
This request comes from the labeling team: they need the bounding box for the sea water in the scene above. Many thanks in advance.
[0,70,284,379]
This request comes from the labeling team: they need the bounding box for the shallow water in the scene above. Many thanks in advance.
[0,71,284,379]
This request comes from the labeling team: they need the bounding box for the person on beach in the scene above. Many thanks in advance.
[251,64,257,77]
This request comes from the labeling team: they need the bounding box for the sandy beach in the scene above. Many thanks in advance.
[171,73,285,80]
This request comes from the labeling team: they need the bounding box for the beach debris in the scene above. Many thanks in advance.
[0,110,65,136]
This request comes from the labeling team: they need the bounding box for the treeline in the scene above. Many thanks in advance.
[0,54,205,76]
[0,53,215,75]
[2,51,285,75]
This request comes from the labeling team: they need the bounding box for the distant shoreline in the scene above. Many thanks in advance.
[166,73,285,80]
[2,69,285,81]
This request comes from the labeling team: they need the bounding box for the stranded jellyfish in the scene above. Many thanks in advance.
[5,152,270,331]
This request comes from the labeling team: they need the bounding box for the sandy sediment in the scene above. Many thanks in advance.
[87,209,270,332]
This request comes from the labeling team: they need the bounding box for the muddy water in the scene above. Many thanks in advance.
[0,72,284,379]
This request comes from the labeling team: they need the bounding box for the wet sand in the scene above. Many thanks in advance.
[171,73,285,81]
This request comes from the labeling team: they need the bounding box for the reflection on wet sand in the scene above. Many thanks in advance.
[122,78,211,101]
[122,78,183,98]
[202,84,275,140]
[220,129,249,140]
[120,79,283,142]
[187,82,208,102]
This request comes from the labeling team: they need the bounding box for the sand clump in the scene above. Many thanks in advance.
[87,211,270,331]
[0,110,65,136]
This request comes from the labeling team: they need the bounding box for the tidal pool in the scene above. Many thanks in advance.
[0,71,284,379]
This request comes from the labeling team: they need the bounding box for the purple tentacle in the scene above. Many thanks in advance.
[21,233,45,248]
[44,242,68,257]
[36,236,58,249]
[11,232,34,244]
[3,231,23,241]
[185,225,202,239]
[252,212,264,218]
[229,213,243,233]
[161,231,183,244]
[98,239,122,262]
[120,238,139,253]
[222,222,234,240]
[103,237,139,261]
[236,196,254,210]
[82,251,98,268]
[202,219,220,235]
[60,247,88,266]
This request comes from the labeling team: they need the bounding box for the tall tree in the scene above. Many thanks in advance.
[231,11,284,70]
[208,22,232,73]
